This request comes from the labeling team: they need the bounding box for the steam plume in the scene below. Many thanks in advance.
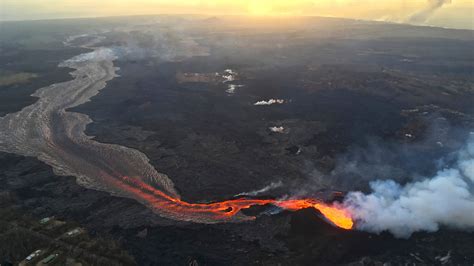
[344,137,474,238]
[407,0,452,24]
[254,99,285,106]
[236,181,283,197]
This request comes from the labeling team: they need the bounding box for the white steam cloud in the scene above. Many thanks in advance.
[269,126,285,133]
[344,137,474,238]
[254,99,285,106]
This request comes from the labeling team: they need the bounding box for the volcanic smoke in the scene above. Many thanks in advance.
[343,136,474,238]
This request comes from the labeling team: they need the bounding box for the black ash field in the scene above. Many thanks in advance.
[0,15,473,265]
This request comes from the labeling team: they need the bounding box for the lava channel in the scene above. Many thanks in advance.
[111,176,353,229]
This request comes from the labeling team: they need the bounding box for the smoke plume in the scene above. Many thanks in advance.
[344,136,474,238]
[407,0,452,24]
[236,181,283,197]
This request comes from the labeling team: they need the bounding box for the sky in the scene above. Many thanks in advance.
[1,0,473,29]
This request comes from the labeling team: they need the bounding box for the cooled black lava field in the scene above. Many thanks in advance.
[1,16,473,265]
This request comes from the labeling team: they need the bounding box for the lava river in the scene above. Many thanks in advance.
[111,175,354,230]
[0,34,353,231]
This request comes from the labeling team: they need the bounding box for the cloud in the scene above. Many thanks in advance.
[344,136,474,238]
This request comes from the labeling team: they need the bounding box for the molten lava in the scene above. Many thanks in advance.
[275,199,353,229]
[111,176,353,229]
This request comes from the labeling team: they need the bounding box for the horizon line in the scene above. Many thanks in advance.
[0,12,472,31]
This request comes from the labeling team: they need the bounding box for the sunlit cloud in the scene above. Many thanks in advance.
[0,0,472,29]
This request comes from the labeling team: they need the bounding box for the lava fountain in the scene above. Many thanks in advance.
[112,176,353,229]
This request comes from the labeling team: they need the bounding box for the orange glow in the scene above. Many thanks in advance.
[275,199,353,229]
[107,176,353,229]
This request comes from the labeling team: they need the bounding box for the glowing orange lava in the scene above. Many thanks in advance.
[274,199,353,229]
[110,176,353,229]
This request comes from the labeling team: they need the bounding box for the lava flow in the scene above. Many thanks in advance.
[275,199,353,229]
[111,176,353,229]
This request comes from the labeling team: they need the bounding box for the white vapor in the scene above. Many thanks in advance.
[254,99,285,106]
[407,0,452,24]
[344,137,474,238]
[269,126,285,133]
[236,181,283,197]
